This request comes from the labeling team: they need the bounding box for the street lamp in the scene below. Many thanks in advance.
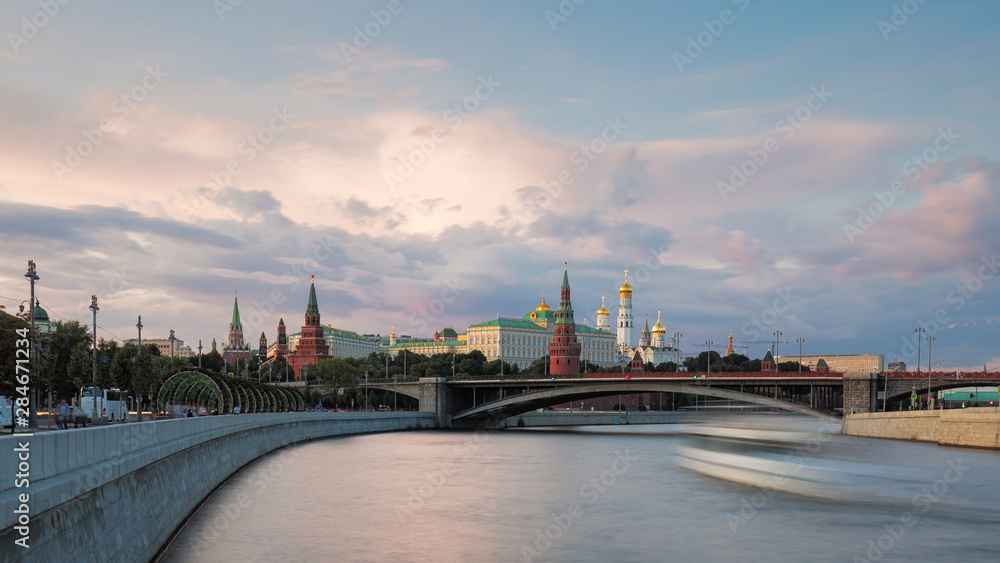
[927,335,935,410]
[89,295,99,425]
[705,340,714,375]
[795,337,805,373]
[364,371,369,412]
[914,327,925,374]
[169,329,176,371]
[773,330,783,365]
[24,260,39,429]
[674,332,683,371]
[197,339,202,369]
[137,316,143,357]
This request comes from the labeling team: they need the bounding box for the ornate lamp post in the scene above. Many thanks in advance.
[169,329,176,371]
[914,327,925,374]
[773,330,783,366]
[197,339,202,368]
[674,332,683,371]
[89,295,99,424]
[705,340,714,374]
[927,335,935,410]
[796,337,805,373]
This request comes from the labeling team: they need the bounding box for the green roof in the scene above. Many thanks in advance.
[387,340,464,350]
[306,279,319,317]
[440,327,459,338]
[469,318,547,331]
[522,309,554,321]
[575,324,612,335]
[231,293,242,326]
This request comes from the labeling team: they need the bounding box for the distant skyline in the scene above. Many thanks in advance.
[1,1,998,371]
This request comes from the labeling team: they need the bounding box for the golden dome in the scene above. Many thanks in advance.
[619,270,632,294]
[536,297,552,311]
[652,311,666,334]
[597,296,610,316]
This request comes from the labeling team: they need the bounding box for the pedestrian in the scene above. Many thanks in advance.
[234,405,241,415]
[56,399,69,430]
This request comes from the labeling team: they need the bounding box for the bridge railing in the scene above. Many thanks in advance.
[881,371,999,379]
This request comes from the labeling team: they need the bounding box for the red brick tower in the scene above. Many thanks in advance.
[287,275,330,379]
[548,262,582,376]
[276,316,288,357]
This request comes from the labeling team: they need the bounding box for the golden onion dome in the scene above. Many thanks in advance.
[536,297,552,311]
[619,271,632,294]
[652,311,666,334]
[597,296,610,316]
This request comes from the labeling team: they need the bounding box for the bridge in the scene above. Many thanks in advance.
[357,371,1000,425]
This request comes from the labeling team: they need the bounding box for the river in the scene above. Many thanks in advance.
[159,416,1000,562]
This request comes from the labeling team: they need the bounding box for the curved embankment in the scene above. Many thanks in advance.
[0,412,435,561]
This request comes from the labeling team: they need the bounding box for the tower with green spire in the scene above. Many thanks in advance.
[549,262,582,376]
[224,291,251,365]
[287,274,331,379]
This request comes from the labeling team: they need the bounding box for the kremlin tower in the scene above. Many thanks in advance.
[224,291,251,366]
[286,275,331,379]
[725,331,735,357]
[276,317,288,357]
[548,262,582,376]
[616,270,633,350]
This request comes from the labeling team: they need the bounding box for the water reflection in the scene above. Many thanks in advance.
[161,416,1000,562]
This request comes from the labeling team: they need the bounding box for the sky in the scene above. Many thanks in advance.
[1,0,998,371]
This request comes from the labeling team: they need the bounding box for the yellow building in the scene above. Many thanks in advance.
[775,353,884,373]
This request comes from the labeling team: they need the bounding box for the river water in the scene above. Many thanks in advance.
[160,416,1000,562]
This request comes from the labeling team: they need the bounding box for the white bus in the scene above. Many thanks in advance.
[79,387,131,422]
[1,396,13,429]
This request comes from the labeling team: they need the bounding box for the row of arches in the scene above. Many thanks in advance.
[156,369,305,415]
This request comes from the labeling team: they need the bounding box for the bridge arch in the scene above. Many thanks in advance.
[452,381,838,422]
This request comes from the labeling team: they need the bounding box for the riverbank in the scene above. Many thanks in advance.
[842,407,1000,449]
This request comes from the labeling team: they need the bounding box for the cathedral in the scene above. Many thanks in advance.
[611,271,682,367]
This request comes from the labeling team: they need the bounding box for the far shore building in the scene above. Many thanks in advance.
[776,353,884,373]
[125,337,194,357]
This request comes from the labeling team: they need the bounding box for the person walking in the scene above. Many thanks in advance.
[56,400,70,430]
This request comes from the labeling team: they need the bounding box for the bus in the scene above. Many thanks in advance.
[79,387,131,422]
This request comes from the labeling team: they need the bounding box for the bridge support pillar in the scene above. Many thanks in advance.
[418,377,451,428]
[843,372,879,414]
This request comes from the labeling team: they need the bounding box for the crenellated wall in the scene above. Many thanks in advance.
[0,412,435,562]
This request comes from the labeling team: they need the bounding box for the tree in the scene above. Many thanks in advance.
[0,311,30,431]
[310,358,361,409]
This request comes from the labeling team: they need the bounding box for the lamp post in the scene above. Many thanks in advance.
[364,371,369,412]
[24,260,39,429]
[89,295,99,425]
[773,330,783,366]
[137,316,143,357]
[169,329,176,371]
[796,337,805,373]
[705,340,714,375]
[914,327,925,374]
[927,335,934,410]
[197,339,202,368]
[674,332,683,371]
